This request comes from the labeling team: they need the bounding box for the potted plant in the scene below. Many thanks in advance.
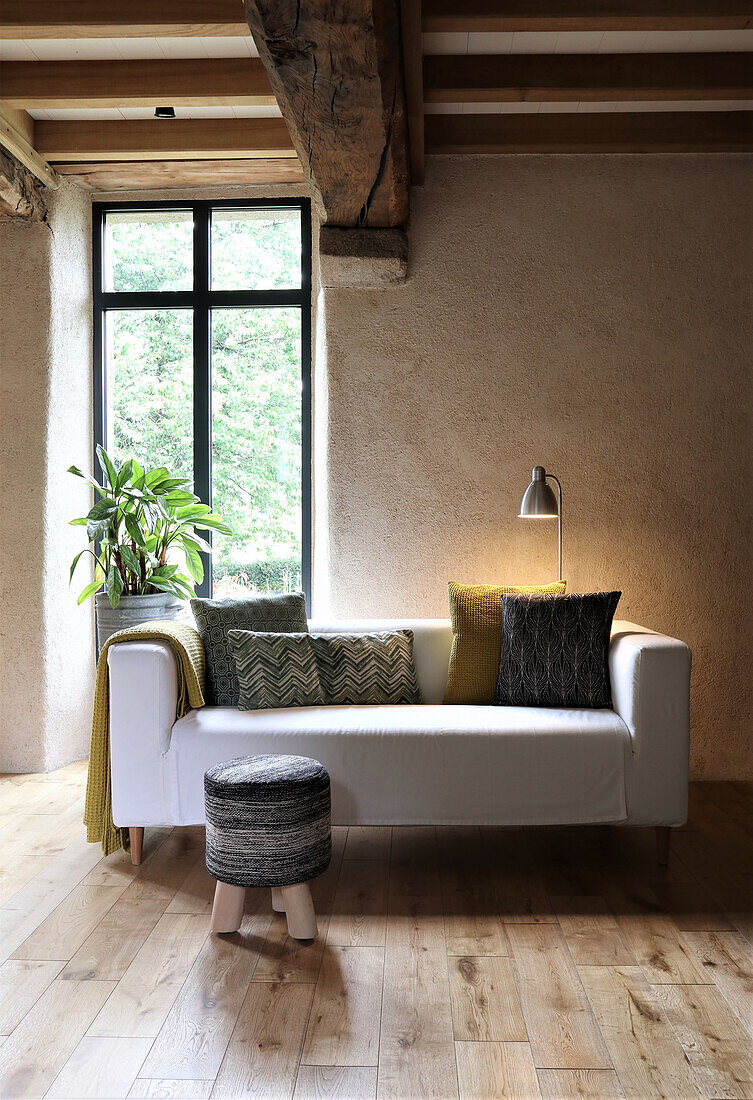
[69,446,232,648]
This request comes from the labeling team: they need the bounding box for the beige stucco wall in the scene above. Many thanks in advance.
[0,181,94,772]
[318,154,752,780]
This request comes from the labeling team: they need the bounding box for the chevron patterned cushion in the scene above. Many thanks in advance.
[191,592,308,706]
[494,591,621,708]
[229,630,325,710]
[309,630,422,706]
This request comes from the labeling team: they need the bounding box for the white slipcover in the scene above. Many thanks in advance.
[108,619,690,830]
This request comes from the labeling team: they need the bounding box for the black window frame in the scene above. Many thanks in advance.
[92,197,312,604]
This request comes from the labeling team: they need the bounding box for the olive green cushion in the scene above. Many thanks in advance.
[443,580,566,705]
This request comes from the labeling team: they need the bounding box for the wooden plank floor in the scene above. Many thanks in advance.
[0,765,751,1099]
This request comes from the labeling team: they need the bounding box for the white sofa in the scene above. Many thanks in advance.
[108,619,690,838]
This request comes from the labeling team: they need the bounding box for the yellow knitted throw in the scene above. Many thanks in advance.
[84,619,206,856]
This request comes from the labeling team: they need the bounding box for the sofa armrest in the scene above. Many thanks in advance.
[609,621,691,826]
[108,641,178,827]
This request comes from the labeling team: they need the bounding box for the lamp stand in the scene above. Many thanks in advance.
[548,474,563,581]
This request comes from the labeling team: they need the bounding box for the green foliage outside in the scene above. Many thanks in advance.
[104,209,304,597]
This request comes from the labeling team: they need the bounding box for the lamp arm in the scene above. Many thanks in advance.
[546,474,563,581]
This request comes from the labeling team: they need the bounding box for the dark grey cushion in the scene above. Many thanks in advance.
[229,630,325,710]
[190,593,308,706]
[309,630,422,706]
[494,591,621,708]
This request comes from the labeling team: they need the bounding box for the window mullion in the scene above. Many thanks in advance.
[193,203,212,596]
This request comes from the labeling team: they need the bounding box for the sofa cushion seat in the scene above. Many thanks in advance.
[166,703,630,827]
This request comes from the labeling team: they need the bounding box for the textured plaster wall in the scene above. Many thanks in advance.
[318,154,752,780]
[0,181,94,772]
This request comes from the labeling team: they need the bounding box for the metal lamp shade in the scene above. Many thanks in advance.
[519,467,559,518]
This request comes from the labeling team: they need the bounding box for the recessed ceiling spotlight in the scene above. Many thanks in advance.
[154,106,176,119]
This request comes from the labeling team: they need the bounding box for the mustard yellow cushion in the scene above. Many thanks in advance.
[444,579,567,704]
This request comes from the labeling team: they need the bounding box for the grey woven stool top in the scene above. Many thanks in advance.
[205,754,331,889]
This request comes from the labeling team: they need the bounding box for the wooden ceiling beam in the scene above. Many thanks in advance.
[422,0,753,32]
[35,117,295,161]
[54,158,305,190]
[0,1,247,38]
[0,146,48,219]
[244,0,410,228]
[425,110,753,152]
[0,58,275,109]
[424,52,753,102]
[0,108,60,188]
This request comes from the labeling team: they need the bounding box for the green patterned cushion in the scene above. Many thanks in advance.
[229,631,325,710]
[309,630,422,706]
[190,593,308,706]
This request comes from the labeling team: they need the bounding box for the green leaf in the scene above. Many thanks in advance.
[180,532,212,555]
[194,514,233,535]
[96,445,118,489]
[144,466,171,489]
[69,517,88,526]
[123,513,143,544]
[116,459,134,488]
[120,545,141,576]
[107,564,124,608]
[69,550,86,583]
[183,542,204,583]
[176,504,210,519]
[87,497,118,521]
[77,578,103,605]
[164,490,196,506]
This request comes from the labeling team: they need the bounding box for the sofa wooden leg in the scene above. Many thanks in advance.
[281,882,317,940]
[271,887,285,913]
[656,826,671,866]
[211,881,245,934]
[129,827,144,866]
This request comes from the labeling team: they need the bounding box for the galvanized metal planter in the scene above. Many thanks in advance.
[95,591,183,652]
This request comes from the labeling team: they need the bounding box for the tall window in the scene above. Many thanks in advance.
[93,200,311,601]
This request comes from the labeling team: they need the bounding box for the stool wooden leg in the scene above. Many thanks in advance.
[281,882,317,940]
[129,827,143,866]
[211,882,245,934]
[271,887,285,913]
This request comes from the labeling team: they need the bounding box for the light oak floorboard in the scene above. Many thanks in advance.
[344,827,392,861]
[680,930,753,1039]
[537,1068,624,1097]
[88,913,210,1038]
[0,979,115,1099]
[647,879,736,932]
[378,946,458,1100]
[653,982,753,1099]
[46,1034,154,1098]
[11,883,123,961]
[507,924,611,1071]
[448,955,527,1042]
[128,1081,213,1098]
[140,910,267,1081]
[253,911,330,983]
[0,855,52,907]
[327,860,389,948]
[212,981,314,1099]
[303,947,384,1068]
[551,897,637,966]
[455,1040,541,1100]
[61,897,169,980]
[578,964,701,1099]
[0,959,65,1035]
[293,1065,378,1100]
[165,856,217,916]
[442,871,509,957]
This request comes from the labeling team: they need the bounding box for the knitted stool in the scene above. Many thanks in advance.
[204,754,331,939]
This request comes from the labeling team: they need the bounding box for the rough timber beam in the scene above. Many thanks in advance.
[0,146,48,220]
[0,108,60,189]
[0,58,275,110]
[421,0,753,32]
[243,0,410,228]
[0,1,247,38]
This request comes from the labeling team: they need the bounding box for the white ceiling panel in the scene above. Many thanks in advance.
[0,35,259,61]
